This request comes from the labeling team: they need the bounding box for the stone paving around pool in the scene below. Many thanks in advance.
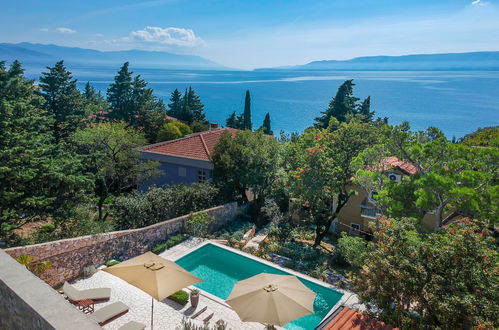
[72,237,360,330]
[72,238,276,330]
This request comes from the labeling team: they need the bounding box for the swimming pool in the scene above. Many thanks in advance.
[175,243,343,330]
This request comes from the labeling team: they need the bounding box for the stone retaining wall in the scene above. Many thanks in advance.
[0,250,100,330]
[4,202,242,287]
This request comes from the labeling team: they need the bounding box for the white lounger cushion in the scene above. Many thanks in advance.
[63,282,111,301]
[90,301,129,324]
[118,321,146,330]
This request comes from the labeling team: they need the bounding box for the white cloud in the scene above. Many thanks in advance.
[130,26,203,47]
[471,0,489,6]
[56,27,77,34]
[39,28,49,32]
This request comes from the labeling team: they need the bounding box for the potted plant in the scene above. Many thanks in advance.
[190,289,200,308]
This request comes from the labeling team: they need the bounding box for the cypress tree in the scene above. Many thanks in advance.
[179,92,193,123]
[226,111,237,128]
[107,62,133,122]
[187,86,206,122]
[237,113,245,130]
[243,90,252,130]
[314,79,359,128]
[168,89,183,118]
[39,60,85,141]
[358,96,374,122]
[260,112,273,135]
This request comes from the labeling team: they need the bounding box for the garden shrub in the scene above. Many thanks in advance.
[152,234,188,254]
[259,198,284,224]
[105,260,120,267]
[113,183,220,229]
[337,232,368,268]
[185,212,214,237]
[290,226,315,241]
[168,290,189,305]
[178,318,229,330]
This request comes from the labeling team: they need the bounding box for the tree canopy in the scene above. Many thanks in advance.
[287,118,382,246]
[0,61,91,241]
[39,60,85,141]
[211,130,280,203]
[71,121,159,221]
[314,79,377,128]
[354,217,498,329]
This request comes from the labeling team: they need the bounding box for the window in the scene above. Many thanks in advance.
[350,223,361,236]
[198,170,206,183]
[361,205,377,218]
[178,167,186,177]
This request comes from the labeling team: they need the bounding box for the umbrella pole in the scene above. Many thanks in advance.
[151,297,154,330]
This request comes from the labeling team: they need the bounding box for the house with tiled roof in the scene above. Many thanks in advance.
[316,306,399,330]
[291,156,438,237]
[139,125,239,188]
[334,156,439,236]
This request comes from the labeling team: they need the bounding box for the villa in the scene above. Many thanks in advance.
[290,156,441,238]
[0,201,365,330]
[139,125,239,189]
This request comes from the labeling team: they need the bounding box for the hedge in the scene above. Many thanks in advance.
[168,290,189,305]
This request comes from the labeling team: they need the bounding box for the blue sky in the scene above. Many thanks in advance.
[1,0,498,69]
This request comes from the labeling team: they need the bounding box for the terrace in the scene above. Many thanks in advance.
[1,202,362,330]
[71,238,358,330]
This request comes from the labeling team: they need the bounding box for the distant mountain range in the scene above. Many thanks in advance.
[260,52,499,71]
[0,42,225,70]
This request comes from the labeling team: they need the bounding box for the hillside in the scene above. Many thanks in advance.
[0,42,225,70]
[260,52,499,71]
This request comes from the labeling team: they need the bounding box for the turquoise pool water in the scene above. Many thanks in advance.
[175,243,343,330]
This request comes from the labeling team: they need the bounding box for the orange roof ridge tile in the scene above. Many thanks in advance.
[199,133,210,159]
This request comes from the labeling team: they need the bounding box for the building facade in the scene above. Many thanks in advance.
[139,127,239,189]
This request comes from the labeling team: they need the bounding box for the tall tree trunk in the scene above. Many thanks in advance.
[97,196,106,222]
[313,193,351,247]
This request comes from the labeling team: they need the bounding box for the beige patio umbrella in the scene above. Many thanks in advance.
[226,273,316,327]
[104,251,202,330]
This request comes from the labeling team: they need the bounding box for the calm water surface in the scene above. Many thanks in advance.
[176,243,343,330]
[25,66,499,138]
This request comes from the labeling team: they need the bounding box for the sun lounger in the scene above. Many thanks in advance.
[191,306,207,319]
[118,321,146,330]
[203,312,214,323]
[63,282,111,303]
[89,301,129,326]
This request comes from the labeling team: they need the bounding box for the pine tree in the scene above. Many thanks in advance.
[260,112,273,135]
[107,62,133,122]
[0,61,91,240]
[314,79,359,128]
[187,86,206,122]
[168,89,183,118]
[83,81,104,105]
[226,111,238,128]
[243,90,252,130]
[358,96,374,122]
[39,60,85,141]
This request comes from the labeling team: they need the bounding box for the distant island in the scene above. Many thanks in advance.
[0,42,226,70]
[259,52,499,71]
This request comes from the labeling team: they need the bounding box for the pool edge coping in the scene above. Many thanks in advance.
[171,239,357,328]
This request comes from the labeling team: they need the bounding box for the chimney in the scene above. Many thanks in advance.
[210,123,219,130]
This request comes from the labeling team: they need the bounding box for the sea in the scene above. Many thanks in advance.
[26,67,499,138]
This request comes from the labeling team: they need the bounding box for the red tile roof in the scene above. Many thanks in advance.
[165,115,179,121]
[323,307,398,330]
[140,128,240,161]
[381,156,418,175]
